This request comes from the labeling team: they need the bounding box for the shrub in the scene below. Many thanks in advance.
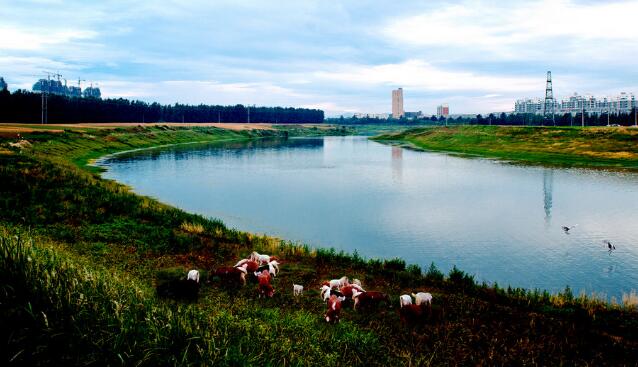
[448,265,475,290]
[425,262,444,283]
[383,257,406,272]
[406,264,422,277]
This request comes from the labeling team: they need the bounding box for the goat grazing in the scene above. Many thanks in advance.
[412,292,433,307]
[325,295,342,323]
[293,284,303,296]
[242,260,260,273]
[322,276,349,289]
[321,285,345,303]
[187,269,200,283]
[268,260,280,277]
[250,251,278,265]
[257,270,274,298]
[399,294,412,308]
[352,290,390,310]
[339,284,365,299]
[399,304,424,325]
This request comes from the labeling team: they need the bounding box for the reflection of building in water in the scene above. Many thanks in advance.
[391,146,403,182]
[543,170,553,222]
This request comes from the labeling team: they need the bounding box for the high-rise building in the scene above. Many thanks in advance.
[0,77,7,92]
[32,77,101,99]
[392,88,404,119]
[437,103,449,118]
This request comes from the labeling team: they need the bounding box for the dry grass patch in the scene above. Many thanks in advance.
[180,221,205,234]
[623,290,638,310]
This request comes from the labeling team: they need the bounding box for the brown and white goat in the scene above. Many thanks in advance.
[399,304,424,325]
[257,269,274,297]
[325,295,342,323]
[339,284,365,299]
[322,276,349,289]
[351,289,390,310]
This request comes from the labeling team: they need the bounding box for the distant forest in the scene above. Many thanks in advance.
[0,90,324,124]
[328,110,638,127]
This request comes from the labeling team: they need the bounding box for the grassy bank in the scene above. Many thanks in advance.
[1,124,637,365]
[373,125,638,170]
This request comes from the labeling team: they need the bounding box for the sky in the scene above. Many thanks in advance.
[1,0,637,117]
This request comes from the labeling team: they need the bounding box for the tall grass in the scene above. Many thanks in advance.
[0,232,388,366]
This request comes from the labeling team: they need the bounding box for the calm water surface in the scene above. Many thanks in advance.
[100,136,638,299]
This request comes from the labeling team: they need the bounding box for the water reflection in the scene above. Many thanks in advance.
[391,146,403,183]
[108,137,324,163]
[543,170,553,224]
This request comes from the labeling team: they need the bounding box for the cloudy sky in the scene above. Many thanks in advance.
[1,0,637,116]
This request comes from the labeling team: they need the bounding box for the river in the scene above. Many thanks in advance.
[99,136,638,299]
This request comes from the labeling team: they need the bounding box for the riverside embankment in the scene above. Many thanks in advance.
[1,124,637,366]
[373,125,638,170]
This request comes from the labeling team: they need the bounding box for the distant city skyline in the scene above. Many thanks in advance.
[1,1,637,117]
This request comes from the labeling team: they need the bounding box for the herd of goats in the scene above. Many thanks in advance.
[157,251,440,325]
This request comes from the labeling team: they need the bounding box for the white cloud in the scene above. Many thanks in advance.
[0,26,97,51]
[315,60,541,93]
[383,0,638,60]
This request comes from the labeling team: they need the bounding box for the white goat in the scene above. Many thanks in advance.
[324,276,348,289]
[268,260,280,277]
[293,284,303,296]
[234,258,250,268]
[399,294,412,308]
[412,292,433,306]
[350,283,365,292]
[320,285,346,302]
[250,251,272,265]
[320,285,331,302]
[187,269,200,283]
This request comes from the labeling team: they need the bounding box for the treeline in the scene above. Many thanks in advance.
[328,111,638,127]
[0,89,324,124]
[459,112,638,127]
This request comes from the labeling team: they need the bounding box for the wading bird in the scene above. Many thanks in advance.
[603,240,616,253]
[562,225,577,233]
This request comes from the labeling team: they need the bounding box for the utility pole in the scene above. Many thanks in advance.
[247,105,250,123]
[581,104,585,127]
[41,72,52,124]
[40,78,47,124]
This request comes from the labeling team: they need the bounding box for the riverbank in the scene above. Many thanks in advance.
[1,124,637,365]
[373,125,638,170]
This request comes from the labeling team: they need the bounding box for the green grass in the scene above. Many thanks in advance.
[1,124,637,365]
[373,125,638,170]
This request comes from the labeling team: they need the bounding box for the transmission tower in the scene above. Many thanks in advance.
[544,71,555,126]
[40,72,52,124]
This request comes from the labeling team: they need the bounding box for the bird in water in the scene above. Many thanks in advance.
[603,240,616,253]
[562,225,577,233]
